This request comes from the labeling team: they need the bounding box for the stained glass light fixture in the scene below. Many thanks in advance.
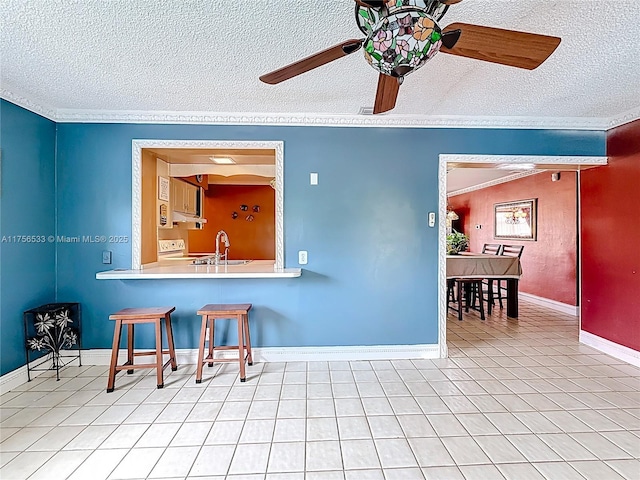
[355,0,455,81]
[260,0,562,115]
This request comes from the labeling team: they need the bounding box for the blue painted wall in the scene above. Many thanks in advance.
[53,123,605,352]
[0,101,607,374]
[0,100,57,375]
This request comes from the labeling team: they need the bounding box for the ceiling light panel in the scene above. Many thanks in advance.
[209,156,236,164]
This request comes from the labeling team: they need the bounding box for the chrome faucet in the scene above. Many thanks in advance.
[214,230,230,265]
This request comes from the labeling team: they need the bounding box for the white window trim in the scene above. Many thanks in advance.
[131,139,284,269]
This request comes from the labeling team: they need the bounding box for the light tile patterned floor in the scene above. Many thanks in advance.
[1,300,639,479]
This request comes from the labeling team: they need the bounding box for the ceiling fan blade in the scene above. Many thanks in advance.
[354,0,384,8]
[373,74,400,114]
[441,23,561,70]
[260,39,363,85]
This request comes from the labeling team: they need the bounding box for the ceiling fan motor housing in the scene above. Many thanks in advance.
[357,1,445,78]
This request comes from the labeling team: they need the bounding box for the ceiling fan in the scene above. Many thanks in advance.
[259,0,561,114]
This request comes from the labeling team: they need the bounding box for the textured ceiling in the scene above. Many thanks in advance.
[2,0,639,124]
[447,168,531,194]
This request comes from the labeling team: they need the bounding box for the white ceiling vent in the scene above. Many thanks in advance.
[358,107,374,115]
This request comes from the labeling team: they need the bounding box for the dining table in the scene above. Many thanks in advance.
[446,253,523,318]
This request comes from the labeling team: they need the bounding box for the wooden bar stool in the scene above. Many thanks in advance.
[107,306,177,392]
[196,304,253,383]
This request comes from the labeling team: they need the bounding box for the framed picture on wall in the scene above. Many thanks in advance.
[494,199,537,240]
[158,176,170,201]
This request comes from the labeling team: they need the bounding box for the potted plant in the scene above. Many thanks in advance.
[447,230,469,254]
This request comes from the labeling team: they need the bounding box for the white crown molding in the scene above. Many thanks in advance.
[1,89,56,121]
[606,105,640,130]
[51,109,613,130]
[3,89,639,130]
[445,155,608,196]
[441,154,609,166]
[0,89,640,131]
[3,87,639,130]
[448,171,544,197]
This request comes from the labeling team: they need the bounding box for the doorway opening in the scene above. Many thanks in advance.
[437,154,608,358]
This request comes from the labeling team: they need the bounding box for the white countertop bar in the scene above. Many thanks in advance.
[96,260,301,279]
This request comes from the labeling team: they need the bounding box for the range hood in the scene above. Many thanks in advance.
[172,211,207,223]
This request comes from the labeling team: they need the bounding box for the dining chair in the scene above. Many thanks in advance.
[454,278,485,321]
[501,245,525,257]
[481,243,502,313]
[494,244,524,309]
[482,244,503,255]
[447,278,458,316]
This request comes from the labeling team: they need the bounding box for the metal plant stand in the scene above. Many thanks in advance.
[23,302,82,381]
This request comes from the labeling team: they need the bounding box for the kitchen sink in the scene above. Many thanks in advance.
[224,260,252,266]
[191,258,252,266]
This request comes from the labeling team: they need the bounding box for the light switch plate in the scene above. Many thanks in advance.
[428,212,436,227]
[298,250,308,265]
[102,250,112,264]
[310,173,318,185]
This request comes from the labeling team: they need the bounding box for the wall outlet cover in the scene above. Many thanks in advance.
[298,250,308,265]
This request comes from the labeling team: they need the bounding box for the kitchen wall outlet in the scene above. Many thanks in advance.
[310,173,318,185]
[428,212,436,227]
[298,250,308,265]
[102,250,112,264]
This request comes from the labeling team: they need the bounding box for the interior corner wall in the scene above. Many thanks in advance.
[448,171,578,305]
[580,119,640,351]
[0,100,57,375]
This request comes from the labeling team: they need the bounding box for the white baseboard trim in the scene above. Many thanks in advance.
[2,344,439,391]
[0,355,82,395]
[579,330,640,367]
[254,344,440,362]
[519,292,579,316]
[83,344,441,365]
[0,365,31,395]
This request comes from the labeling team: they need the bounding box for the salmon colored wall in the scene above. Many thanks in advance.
[448,171,578,305]
[581,120,640,351]
[188,185,275,260]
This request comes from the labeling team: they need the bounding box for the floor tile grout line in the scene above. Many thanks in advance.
[3,300,640,480]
